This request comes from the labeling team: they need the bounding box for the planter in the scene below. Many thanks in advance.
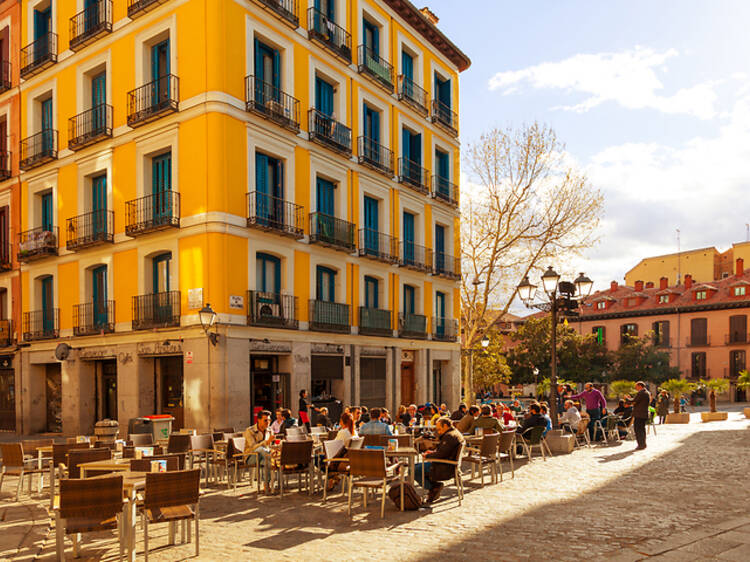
[666,412,690,424]
[743,407,750,419]
[700,411,728,422]
[545,430,574,454]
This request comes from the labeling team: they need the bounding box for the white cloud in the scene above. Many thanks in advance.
[488,46,718,119]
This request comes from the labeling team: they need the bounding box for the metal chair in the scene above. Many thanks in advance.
[464,432,499,486]
[322,440,350,504]
[517,426,550,461]
[275,440,314,497]
[424,441,465,505]
[166,433,192,455]
[346,448,400,518]
[128,433,154,446]
[0,443,45,501]
[496,430,516,480]
[573,418,591,448]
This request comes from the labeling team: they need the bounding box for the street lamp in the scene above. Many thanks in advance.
[518,268,594,427]
[481,335,490,349]
[199,303,219,346]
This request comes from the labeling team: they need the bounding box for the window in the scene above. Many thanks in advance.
[256,253,281,294]
[729,315,747,344]
[402,211,415,262]
[627,298,637,307]
[314,0,335,22]
[403,284,415,314]
[402,128,421,165]
[690,318,708,346]
[730,350,746,378]
[41,96,53,151]
[363,103,380,144]
[364,275,378,309]
[41,191,53,231]
[652,320,670,347]
[659,294,669,304]
[620,323,637,345]
[91,265,108,328]
[316,177,335,216]
[0,205,8,263]
[316,266,336,302]
[435,291,446,337]
[91,173,107,236]
[152,252,171,293]
[434,73,451,109]
[402,50,414,81]
[34,3,51,43]
[362,18,379,55]
[695,290,707,300]
[592,326,605,345]
[255,152,283,199]
[254,38,280,91]
[735,286,746,297]
[40,275,53,332]
[315,76,334,117]
[691,352,706,379]
[435,224,445,256]
[596,301,606,310]
[363,196,379,254]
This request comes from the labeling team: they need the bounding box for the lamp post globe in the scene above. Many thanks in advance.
[574,272,594,298]
[481,335,490,348]
[517,276,537,303]
[541,266,561,294]
[199,303,217,332]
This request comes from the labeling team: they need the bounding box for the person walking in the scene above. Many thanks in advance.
[656,390,670,424]
[626,381,651,450]
[570,383,607,440]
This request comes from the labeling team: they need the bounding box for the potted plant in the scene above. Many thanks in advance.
[660,378,695,423]
[699,378,730,422]
[608,380,636,400]
[737,370,750,418]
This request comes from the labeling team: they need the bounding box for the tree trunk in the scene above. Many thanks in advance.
[709,389,716,413]
[673,396,680,414]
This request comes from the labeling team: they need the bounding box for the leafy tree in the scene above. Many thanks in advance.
[608,380,636,399]
[470,331,513,391]
[737,370,750,391]
[661,379,697,414]
[700,378,729,413]
[612,333,679,384]
[536,376,572,398]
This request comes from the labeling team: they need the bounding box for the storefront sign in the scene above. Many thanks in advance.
[137,342,183,356]
[188,288,203,309]
[79,348,118,361]
[401,350,415,363]
[229,295,244,309]
[311,343,344,355]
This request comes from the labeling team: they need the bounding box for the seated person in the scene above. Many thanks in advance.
[279,408,297,435]
[243,410,273,494]
[455,406,480,434]
[539,404,553,436]
[450,404,467,421]
[380,408,393,425]
[269,408,284,434]
[500,404,516,426]
[467,405,503,434]
[559,400,582,432]
[510,400,522,413]
[439,403,451,417]
[315,407,332,429]
[613,399,634,438]
[516,403,547,434]
[414,417,464,504]
[358,408,393,435]
[326,412,357,492]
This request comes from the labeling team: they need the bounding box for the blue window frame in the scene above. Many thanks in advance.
[316,266,336,302]
[256,253,281,294]
[151,39,170,80]
[403,285,415,314]
[152,152,172,224]
[436,149,450,196]
[403,211,415,262]
[41,192,53,232]
[435,291,446,336]
[363,19,379,55]
[315,0,335,20]
[34,7,50,42]
[364,276,379,309]
[92,174,107,238]
[315,77,334,117]
[316,177,335,216]
[435,224,446,271]
[254,39,280,95]
[434,74,451,108]
[92,265,107,327]
[41,98,53,153]
[363,196,378,254]
[363,103,380,144]
[402,128,421,165]
[41,275,53,332]
[401,50,413,81]
[255,152,283,227]
[91,71,106,131]
[152,252,171,294]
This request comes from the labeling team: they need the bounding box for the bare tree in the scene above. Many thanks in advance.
[461,123,604,399]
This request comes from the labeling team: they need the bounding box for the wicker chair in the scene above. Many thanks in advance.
[128,433,154,446]
[321,440,351,503]
[190,434,217,485]
[55,475,124,561]
[213,427,234,434]
[0,443,45,501]
[346,448,401,518]
[497,430,516,480]
[49,443,90,508]
[223,437,261,494]
[517,426,550,461]
[426,442,465,505]
[67,448,112,479]
[464,432,499,486]
[167,433,192,455]
[574,418,591,448]
[140,469,201,561]
[275,440,314,497]
[130,456,180,472]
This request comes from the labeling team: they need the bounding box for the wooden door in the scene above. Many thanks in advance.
[401,362,415,406]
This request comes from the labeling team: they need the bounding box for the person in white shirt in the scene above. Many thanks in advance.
[559,400,582,432]
[269,408,283,435]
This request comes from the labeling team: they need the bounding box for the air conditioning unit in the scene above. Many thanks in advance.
[255,301,280,319]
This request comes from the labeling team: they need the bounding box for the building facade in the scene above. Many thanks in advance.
[10,0,469,435]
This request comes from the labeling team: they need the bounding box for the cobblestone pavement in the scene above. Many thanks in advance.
[4,409,750,561]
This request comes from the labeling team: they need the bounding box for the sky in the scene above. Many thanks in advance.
[428,0,750,292]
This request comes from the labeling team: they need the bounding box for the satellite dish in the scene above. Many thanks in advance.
[55,343,71,361]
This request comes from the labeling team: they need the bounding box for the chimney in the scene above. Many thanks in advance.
[660,276,668,290]
[634,280,644,292]
[420,7,439,25]
[610,281,618,293]
[645,281,654,289]
[684,274,693,290]
[737,258,745,277]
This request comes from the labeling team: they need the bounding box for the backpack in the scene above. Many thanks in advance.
[388,482,422,511]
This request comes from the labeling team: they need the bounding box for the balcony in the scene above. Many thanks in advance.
[0,320,11,348]
[125,191,180,236]
[358,229,398,264]
[127,0,169,18]
[397,75,428,116]
[686,335,711,348]
[357,45,394,92]
[431,175,458,207]
[433,252,461,280]
[0,242,10,271]
[309,300,350,333]
[132,291,181,330]
[247,191,304,239]
[398,158,429,194]
[359,307,391,337]
[23,309,59,341]
[18,227,58,262]
[430,99,458,136]
[20,32,57,79]
[247,291,298,329]
[725,333,750,345]
[245,76,300,133]
[0,61,11,93]
[357,136,393,177]
[69,0,112,51]
[68,104,113,150]
[249,0,299,28]
[307,8,351,63]
[0,151,11,181]
[66,209,114,251]
[309,212,355,253]
[73,301,115,336]
[433,318,458,342]
[399,312,427,339]
[653,336,672,349]
[308,109,352,156]
[399,241,432,272]
[127,75,179,127]
[20,130,57,171]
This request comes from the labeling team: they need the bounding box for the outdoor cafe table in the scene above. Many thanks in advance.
[384,446,419,486]
[79,458,131,478]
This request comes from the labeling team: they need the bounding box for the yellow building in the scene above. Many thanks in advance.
[15,0,469,434]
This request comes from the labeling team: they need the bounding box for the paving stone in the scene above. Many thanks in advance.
[677,537,742,557]
[717,542,750,561]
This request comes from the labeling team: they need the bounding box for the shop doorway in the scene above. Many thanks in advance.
[250,356,289,423]
[46,363,62,432]
[159,356,183,430]
[401,362,415,406]
[432,361,443,405]
[99,360,117,420]
[0,366,14,431]
[361,357,386,409]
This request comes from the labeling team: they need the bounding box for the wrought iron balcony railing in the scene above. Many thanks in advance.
[399,241,432,272]
[357,136,393,177]
[247,191,304,239]
[23,309,59,341]
[399,312,427,339]
[357,45,394,91]
[68,104,113,150]
[309,212,355,252]
[125,190,180,236]
[245,75,300,133]
[66,209,114,251]
[69,0,112,51]
[20,32,57,79]
[433,318,458,342]
[0,61,11,93]
[358,228,398,263]
[359,307,392,337]
[250,0,299,28]
[307,8,351,62]
[433,252,461,280]
[18,227,58,262]
[725,332,750,345]
[309,300,350,333]
[430,99,458,136]
[0,151,11,181]
[397,75,428,115]
[127,74,179,127]
[247,291,299,329]
[308,109,352,156]
[0,242,10,271]
[398,157,429,194]
[0,319,11,348]
[20,130,57,171]
[686,335,711,347]
[132,291,181,330]
[127,0,169,18]
[431,175,458,207]
[73,300,115,336]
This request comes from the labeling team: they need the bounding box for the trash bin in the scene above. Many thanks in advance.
[128,417,152,436]
[143,414,174,443]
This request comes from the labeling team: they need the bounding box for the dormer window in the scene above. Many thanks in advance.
[596,301,606,310]
[735,286,746,297]
[659,294,669,304]
[696,290,707,300]
[628,298,637,307]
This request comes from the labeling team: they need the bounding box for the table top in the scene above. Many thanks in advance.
[37,446,54,454]
[385,447,419,457]
[79,458,131,472]
[89,470,148,491]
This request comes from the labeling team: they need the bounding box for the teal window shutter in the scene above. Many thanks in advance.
[255,153,269,194]
[402,51,413,81]
[365,276,379,309]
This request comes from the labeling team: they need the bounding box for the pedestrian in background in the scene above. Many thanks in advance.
[626,381,651,450]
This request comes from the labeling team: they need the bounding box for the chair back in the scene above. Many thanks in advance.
[605,416,619,431]
[479,432,500,458]
[21,438,54,456]
[227,437,246,459]
[122,446,135,459]
[392,434,413,447]
[128,433,154,446]
[59,475,123,520]
[576,418,589,436]
[522,425,545,445]
[327,430,339,441]
[362,434,386,448]
[92,441,116,450]
[279,440,313,466]
[285,426,306,441]
[143,469,200,509]
[0,443,24,468]
[497,430,516,454]
[67,447,112,479]
[212,432,225,443]
[213,427,234,434]
[349,437,364,450]
[130,455,180,472]
[190,433,215,452]
[348,448,386,478]
[52,442,89,466]
[167,433,192,454]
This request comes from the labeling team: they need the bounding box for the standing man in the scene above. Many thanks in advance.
[626,381,651,451]
[570,383,607,440]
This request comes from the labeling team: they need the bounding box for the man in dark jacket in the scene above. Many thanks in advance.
[450,404,467,421]
[414,417,464,503]
[516,403,547,434]
[626,381,651,450]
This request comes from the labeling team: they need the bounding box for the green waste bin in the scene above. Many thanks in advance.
[142,415,174,442]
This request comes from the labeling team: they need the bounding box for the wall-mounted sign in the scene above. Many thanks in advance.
[402,350,415,362]
[229,295,244,309]
[188,288,203,309]
[185,351,194,365]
